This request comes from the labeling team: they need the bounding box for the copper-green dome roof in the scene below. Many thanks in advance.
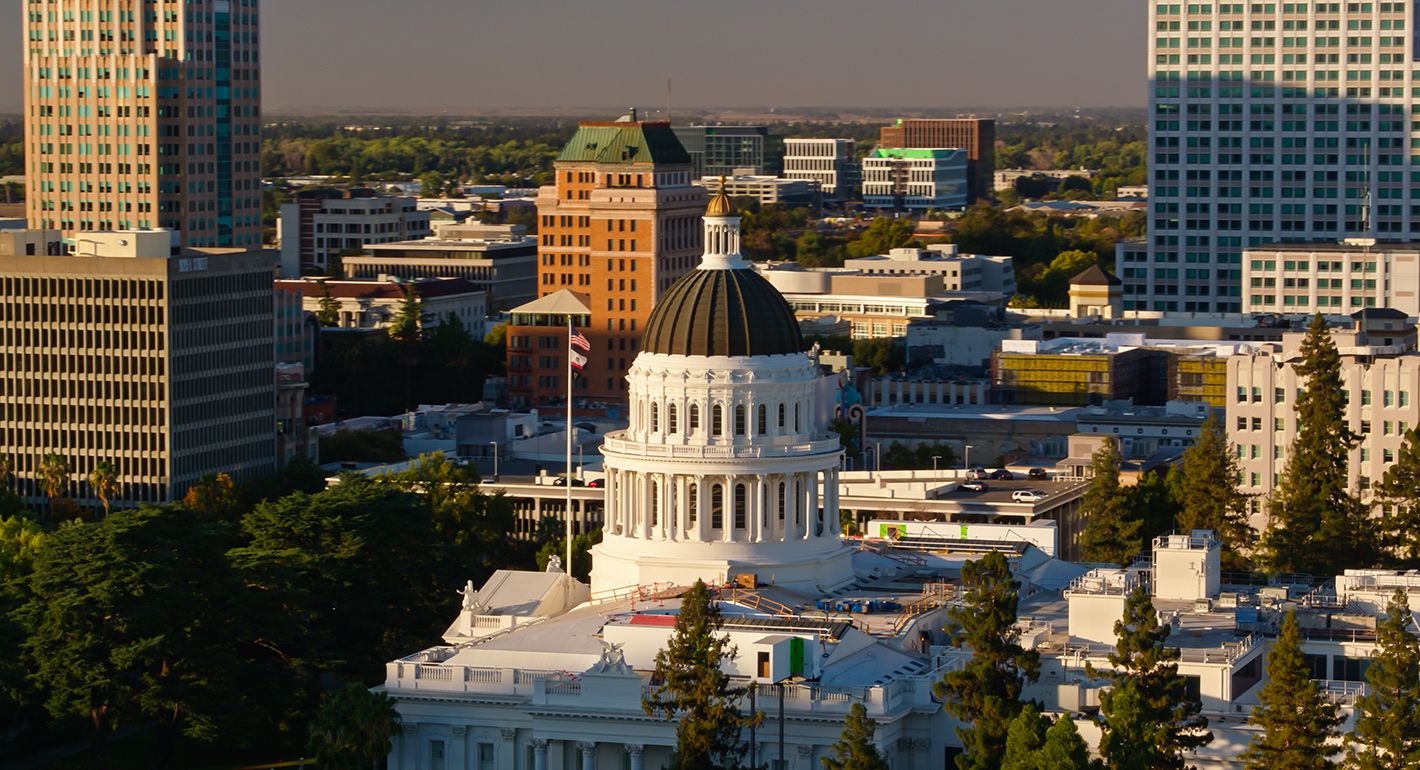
[642,267,804,358]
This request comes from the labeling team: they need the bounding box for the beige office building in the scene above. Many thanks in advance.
[0,229,276,508]
[22,0,262,247]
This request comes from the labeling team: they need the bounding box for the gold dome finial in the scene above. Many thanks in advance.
[706,175,735,217]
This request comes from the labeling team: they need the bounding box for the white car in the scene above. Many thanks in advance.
[1011,490,1048,503]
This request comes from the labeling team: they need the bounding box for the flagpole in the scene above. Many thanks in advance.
[565,314,574,577]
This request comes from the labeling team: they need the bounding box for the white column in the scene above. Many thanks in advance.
[753,476,766,543]
[532,739,549,770]
[578,741,596,770]
[808,471,821,538]
[723,477,736,543]
[640,474,652,540]
[784,476,800,542]
[625,744,644,770]
[826,469,841,536]
[696,476,708,541]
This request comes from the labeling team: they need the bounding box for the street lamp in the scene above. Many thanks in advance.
[931,455,942,472]
[875,441,882,474]
[963,444,974,475]
[490,441,499,483]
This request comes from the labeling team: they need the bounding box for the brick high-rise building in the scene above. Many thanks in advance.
[0,229,276,509]
[22,0,262,248]
[878,118,996,204]
[507,114,707,407]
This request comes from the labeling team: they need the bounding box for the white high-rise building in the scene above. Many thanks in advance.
[1123,2,1420,314]
[782,138,860,200]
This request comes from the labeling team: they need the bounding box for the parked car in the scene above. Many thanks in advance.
[1027,467,1049,480]
[960,481,988,492]
[1011,490,1047,503]
[586,478,605,488]
[989,469,1015,480]
[969,467,990,479]
[552,476,585,487]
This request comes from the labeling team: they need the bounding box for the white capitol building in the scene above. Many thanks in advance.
[380,192,1397,770]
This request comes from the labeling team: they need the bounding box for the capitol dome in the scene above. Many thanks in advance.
[641,267,803,358]
[589,191,854,596]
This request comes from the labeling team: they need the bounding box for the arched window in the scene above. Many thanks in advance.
[690,403,701,433]
[711,484,724,529]
[668,403,679,434]
[688,484,698,525]
[735,404,746,436]
[734,483,747,529]
[712,404,724,437]
[777,482,786,521]
[650,479,660,527]
[794,403,801,433]
[757,404,767,436]
[650,403,659,434]
[778,403,786,430]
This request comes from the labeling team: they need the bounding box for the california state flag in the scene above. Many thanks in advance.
[570,349,588,371]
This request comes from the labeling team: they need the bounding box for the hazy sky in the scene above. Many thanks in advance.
[0,0,1147,113]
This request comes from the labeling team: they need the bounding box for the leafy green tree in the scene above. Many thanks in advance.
[183,473,238,517]
[1092,584,1211,770]
[1244,610,1340,770]
[1172,415,1253,568]
[643,580,761,770]
[845,217,917,258]
[308,683,402,770]
[1373,430,1420,566]
[1263,314,1375,574]
[535,528,601,582]
[319,428,407,464]
[821,701,888,770]
[0,515,44,735]
[1079,441,1141,566]
[387,283,423,345]
[1347,589,1420,769]
[230,476,458,680]
[88,460,119,518]
[933,551,1041,770]
[22,508,249,761]
[38,453,71,516]
[388,453,513,568]
[1002,703,1049,770]
[1127,469,1180,546]
[1039,715,1100,770]
[317,280,341,326]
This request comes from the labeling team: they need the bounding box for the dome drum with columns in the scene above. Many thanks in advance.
[590,188,855,594]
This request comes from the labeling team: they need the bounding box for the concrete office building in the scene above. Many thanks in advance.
[1228,309,1420,519]
[1243,239,1420,316]
[275,277,488,338]
[879,118,995,203]
[22,0,262,248]
[861,148,968,212]
[1125,2,1420,314]
[278,189,432,275]
[844,244,1017,296]
[509,113,706,407]
[0,229,275,508]
[783,138,860,200]
[696,174,819,207]
[671,124,770,177]
[347,225,538,310]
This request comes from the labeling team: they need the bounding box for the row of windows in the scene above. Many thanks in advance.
[1235,384,1413,405]
[642,400,803,439]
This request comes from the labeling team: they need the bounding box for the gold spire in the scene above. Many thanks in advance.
[706,175,735,217]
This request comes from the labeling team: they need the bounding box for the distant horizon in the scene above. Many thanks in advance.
[0,0,1147,113]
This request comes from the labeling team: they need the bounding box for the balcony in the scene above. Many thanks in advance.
[600,433,842,462]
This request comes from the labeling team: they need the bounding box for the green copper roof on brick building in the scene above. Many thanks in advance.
[556,120,693,165]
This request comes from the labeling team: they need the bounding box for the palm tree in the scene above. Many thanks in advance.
[0,455,13,489]
[89,461,119,518]
[308,683,402,770]
[38,453,70,513]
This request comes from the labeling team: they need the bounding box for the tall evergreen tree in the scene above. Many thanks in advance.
[821,701,888,770]
[1373,431,1420,566]
[1348,589,1420,770]
[1173,415,1254,567]
[1039,715,1099,770]
[933,551,1041,770]
[1002,703,1049,770]
[1079,440,1142,566]
[316,280,341,327]
[1092,585,1211,770]
[1244,611,1340,770]
[643,580,761,770]
[1262,314,1374,574]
